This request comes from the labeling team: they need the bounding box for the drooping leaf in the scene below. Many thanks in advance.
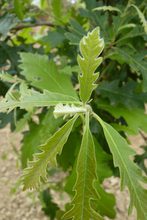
[62,114,103,220]
[21,108,63,168]
[78,27,104,103]
[22,114,79,189]
[93,113,147,220]
[64,136,115,219]
[19,52,77,98]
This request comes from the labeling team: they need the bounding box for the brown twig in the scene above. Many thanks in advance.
[139,131,147,144]
[11,22,55,32]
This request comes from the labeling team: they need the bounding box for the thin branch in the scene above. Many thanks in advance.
[11,22,55,32]
[139,131,147,144]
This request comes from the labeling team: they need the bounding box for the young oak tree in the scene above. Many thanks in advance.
[0,27,147,220]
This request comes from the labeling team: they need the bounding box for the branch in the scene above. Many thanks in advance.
[11,22,55,31]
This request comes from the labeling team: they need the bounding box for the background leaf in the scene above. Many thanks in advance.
[19,52,77,98]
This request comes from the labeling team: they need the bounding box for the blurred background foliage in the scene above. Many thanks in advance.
[0,0,147,219]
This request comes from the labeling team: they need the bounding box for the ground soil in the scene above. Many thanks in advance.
[0,126,146,220]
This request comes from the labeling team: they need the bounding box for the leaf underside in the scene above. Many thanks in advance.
[78,27,104,103]
[22,115,79,190]
[62,115,103,220]
[94,114,147,220]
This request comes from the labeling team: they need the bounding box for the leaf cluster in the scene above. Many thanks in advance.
[0,0,147,219]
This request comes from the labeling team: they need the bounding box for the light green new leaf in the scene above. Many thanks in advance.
[0,84,81,113]
[93,113,147,220]
[62,114,103,220]
[78,27,104,103]
[22,114,78,190]
[93,6,121,13]
[19,52,78,98]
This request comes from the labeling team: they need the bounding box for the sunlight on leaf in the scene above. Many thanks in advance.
[78,27,104,103]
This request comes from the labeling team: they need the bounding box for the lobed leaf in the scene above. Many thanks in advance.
[62,114,103,220]
[0,84,81,113]
[21,108,63,168]
[19,52,77,98]
[97,80,147,109]
[107,47,147,92]
[78,27,104,103]
[93,6,121,13]
[22,114,79,190]
[93,113,147,220]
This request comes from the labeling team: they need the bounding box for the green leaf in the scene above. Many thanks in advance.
[22,114,79,189]
[19,52,78,98]
[14,0,24,20]
[39,189,59,219]
[135,146,147,175]
[93,6,121,13]
[51,0,62,18]
[65,20,86,45]
[57,132,81,171]
[62,114,103,220]
[21,108,63,168]
[107,47,147,91]
[97,80,147,109]
[0,14,18,38]
[41,29,65,48]
[93,181,116,219]
[93,137,113,182]
[93,113,147,220]
[78,27,104,103]
[0,84,81,113]
[97,100,147,134]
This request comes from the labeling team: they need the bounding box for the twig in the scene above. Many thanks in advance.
[139,130,147,144]
[11,22,55,31]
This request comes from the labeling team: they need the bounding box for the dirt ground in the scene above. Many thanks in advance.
[0,126,145,220]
